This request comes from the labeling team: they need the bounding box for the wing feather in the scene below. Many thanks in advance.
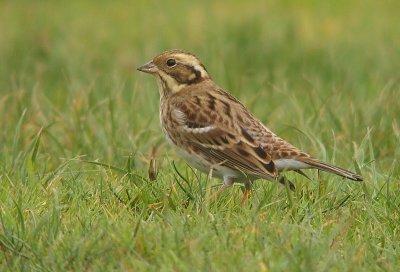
[171,102,277,179]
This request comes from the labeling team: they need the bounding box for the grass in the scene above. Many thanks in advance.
[1,0,399,271]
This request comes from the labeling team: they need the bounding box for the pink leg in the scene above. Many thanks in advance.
[240,181,252,204]
[209,176,234,201]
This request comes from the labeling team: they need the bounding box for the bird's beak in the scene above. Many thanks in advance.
[137,60,157,74]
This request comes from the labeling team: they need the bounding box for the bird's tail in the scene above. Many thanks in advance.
[299,158,363,181]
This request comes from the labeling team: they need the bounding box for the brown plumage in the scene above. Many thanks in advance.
[138,50,363,197]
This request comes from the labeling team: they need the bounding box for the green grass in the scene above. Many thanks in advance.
[1,0,400,271]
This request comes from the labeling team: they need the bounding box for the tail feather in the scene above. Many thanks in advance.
[299,158,363,181]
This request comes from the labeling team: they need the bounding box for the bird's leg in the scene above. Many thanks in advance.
[209,176,234,201]
[240,181,252,204]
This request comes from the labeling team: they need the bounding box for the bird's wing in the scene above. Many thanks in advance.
[171,87,362,182]
[170,93,277,179]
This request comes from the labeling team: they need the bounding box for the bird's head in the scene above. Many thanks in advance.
[137,50,210,95]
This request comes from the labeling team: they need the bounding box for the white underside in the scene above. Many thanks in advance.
[274,159,310,170]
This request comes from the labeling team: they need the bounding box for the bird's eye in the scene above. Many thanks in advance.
[166,59,176,67]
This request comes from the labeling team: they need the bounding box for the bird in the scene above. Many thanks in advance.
[137,50,363,200]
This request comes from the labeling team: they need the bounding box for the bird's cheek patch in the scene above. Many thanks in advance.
[159,71,187,93]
